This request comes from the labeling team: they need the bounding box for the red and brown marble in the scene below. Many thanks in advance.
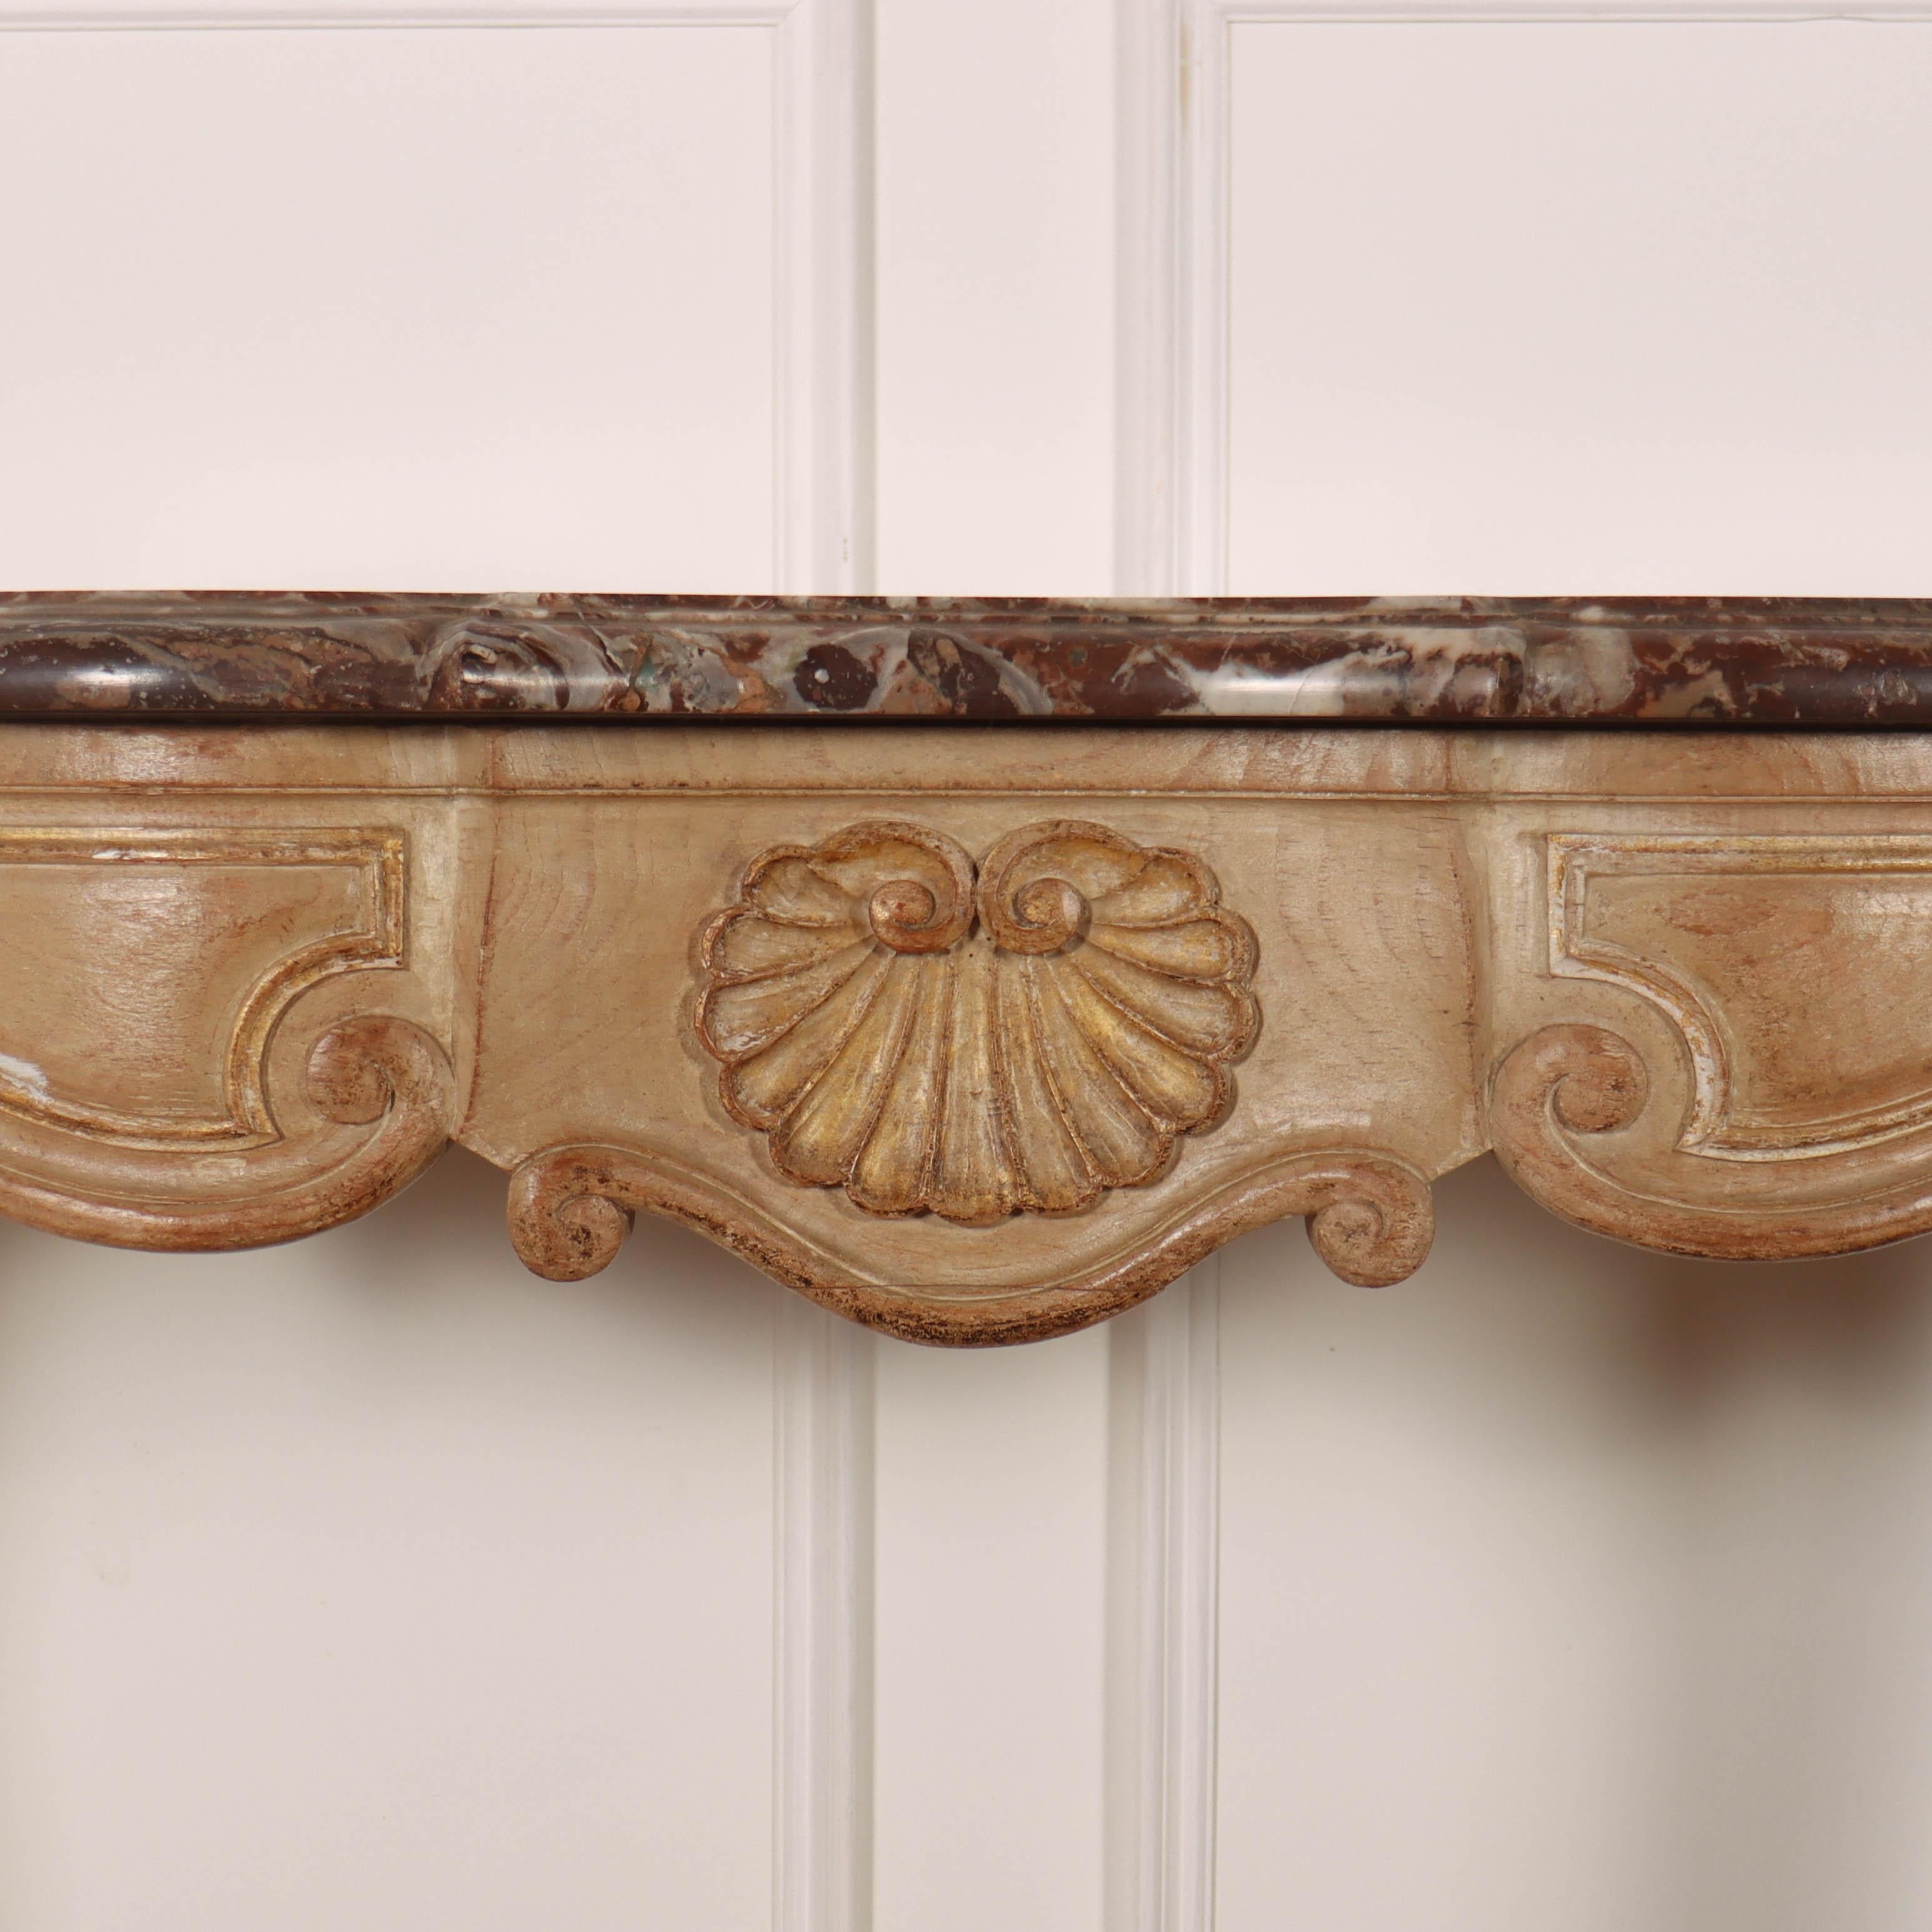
[1,592,1930,724]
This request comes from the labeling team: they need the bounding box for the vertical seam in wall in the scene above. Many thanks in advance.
[1107,1257,1222,1932]
[774,1297,874,1932]
[1114,0,1224,1919]
[773,1,873,1924]
[773,0,869,593]
[770,4,794,591]
[1181,0,1231,593]
[1178,1260,1222,1932]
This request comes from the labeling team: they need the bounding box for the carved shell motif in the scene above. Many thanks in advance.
[694,820,1259,1224]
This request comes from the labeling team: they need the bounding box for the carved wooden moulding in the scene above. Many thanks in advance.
[693,818,1257,1221]
[4,594,1932,1345]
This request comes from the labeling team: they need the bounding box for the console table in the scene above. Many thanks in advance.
[3,593,1926,1344]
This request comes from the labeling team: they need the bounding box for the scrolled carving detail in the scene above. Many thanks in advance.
[694,818,1259,1225]
[1299,1155,1438,1288]
[1489,1021,1932,1259]
[505,1144,640,1284]
[0,1014,454,1252]
[0,828,405,1150]
[506,1140,1434,1345]
[1509,1022,1650,1140]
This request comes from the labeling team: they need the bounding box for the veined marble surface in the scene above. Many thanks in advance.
[1,593,1929,724]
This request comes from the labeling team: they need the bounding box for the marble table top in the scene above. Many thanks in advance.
[2,593,1929,725]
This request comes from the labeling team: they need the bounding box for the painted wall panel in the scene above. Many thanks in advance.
[1226,21,1932,593]
[1218,1161,1684,1931]
[871,1331,1111,1932]
[0,1153,779,1931]
[875,0,1115,592]
[0,26,774,589]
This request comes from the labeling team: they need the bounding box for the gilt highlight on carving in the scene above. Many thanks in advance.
[693,819,1259,1224]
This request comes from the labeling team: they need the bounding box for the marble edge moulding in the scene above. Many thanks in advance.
[6,591,1932,724]
[6,592,1932,1344]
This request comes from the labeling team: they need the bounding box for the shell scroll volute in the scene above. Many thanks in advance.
[694,818,1259,1225]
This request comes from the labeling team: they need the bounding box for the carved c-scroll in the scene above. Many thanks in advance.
[0,829,455,1251]
[0,1014,454,1252]
[693,818,1260,1224]
[505,1139,1434,1346]
[1488,1022,1932,1259]
[0,830,405,1149]
[1546,833,1932,1159]
[1492,834,1932,1259]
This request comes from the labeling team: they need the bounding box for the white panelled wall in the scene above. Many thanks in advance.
[3,1,1932,1928]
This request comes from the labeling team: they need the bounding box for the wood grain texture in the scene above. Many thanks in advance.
[694,818,1257,1224]
[6,719,1932,1339]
